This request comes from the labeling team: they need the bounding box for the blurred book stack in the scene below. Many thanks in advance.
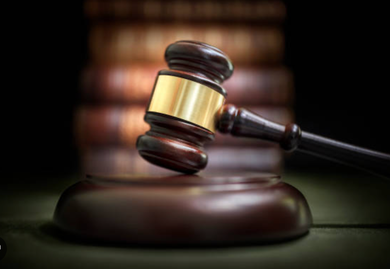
[77,0,293,175]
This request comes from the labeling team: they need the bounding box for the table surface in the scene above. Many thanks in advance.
[1,171,390,269]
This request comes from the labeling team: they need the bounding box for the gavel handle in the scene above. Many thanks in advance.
[218,105,390,178]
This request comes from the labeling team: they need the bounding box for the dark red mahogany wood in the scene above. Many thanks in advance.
[165,40,234,83]
[54,172,312,245]
[137,112,214,174]
[137,41,232,173]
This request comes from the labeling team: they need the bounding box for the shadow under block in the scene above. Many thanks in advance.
[53,172,312,244]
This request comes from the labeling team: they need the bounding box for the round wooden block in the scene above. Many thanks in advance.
[54,172,312,245]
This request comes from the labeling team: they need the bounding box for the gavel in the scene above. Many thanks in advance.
[137,41,390,177]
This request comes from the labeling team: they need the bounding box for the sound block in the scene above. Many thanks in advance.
[54,172,312,245]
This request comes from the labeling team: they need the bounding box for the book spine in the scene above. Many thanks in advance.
[206,147,283,173]
[80,147,171,176]
[74,105,149,148]
[81,64,164,104]
[81,65,293,105]
[84,0,286,23]
[89,24,284,64]
[224,67,294,105]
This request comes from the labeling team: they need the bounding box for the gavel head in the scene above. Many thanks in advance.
[136,41,234,173]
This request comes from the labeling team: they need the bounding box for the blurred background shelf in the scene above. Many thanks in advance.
[3,1,389,176]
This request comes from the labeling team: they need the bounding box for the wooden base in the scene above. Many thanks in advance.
[54,172,312,245]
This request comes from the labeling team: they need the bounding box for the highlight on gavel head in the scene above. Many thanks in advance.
[136,41,234,174]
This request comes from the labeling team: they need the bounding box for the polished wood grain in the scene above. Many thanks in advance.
[54,173,312,244]
[165,40,233,84]
[137,112,214,174]
[137,41,233,173]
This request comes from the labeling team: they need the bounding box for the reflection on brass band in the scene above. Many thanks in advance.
[148,75,225,132]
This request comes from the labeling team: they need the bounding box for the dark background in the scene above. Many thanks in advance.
[283,1,390,170]
[4,1,389,176]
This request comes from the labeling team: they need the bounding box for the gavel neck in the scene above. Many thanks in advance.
[217,104,301,151]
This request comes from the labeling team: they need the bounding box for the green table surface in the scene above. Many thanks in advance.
[1,171,390,268]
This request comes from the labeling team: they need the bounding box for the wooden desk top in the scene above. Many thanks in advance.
[1,171,390,268]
